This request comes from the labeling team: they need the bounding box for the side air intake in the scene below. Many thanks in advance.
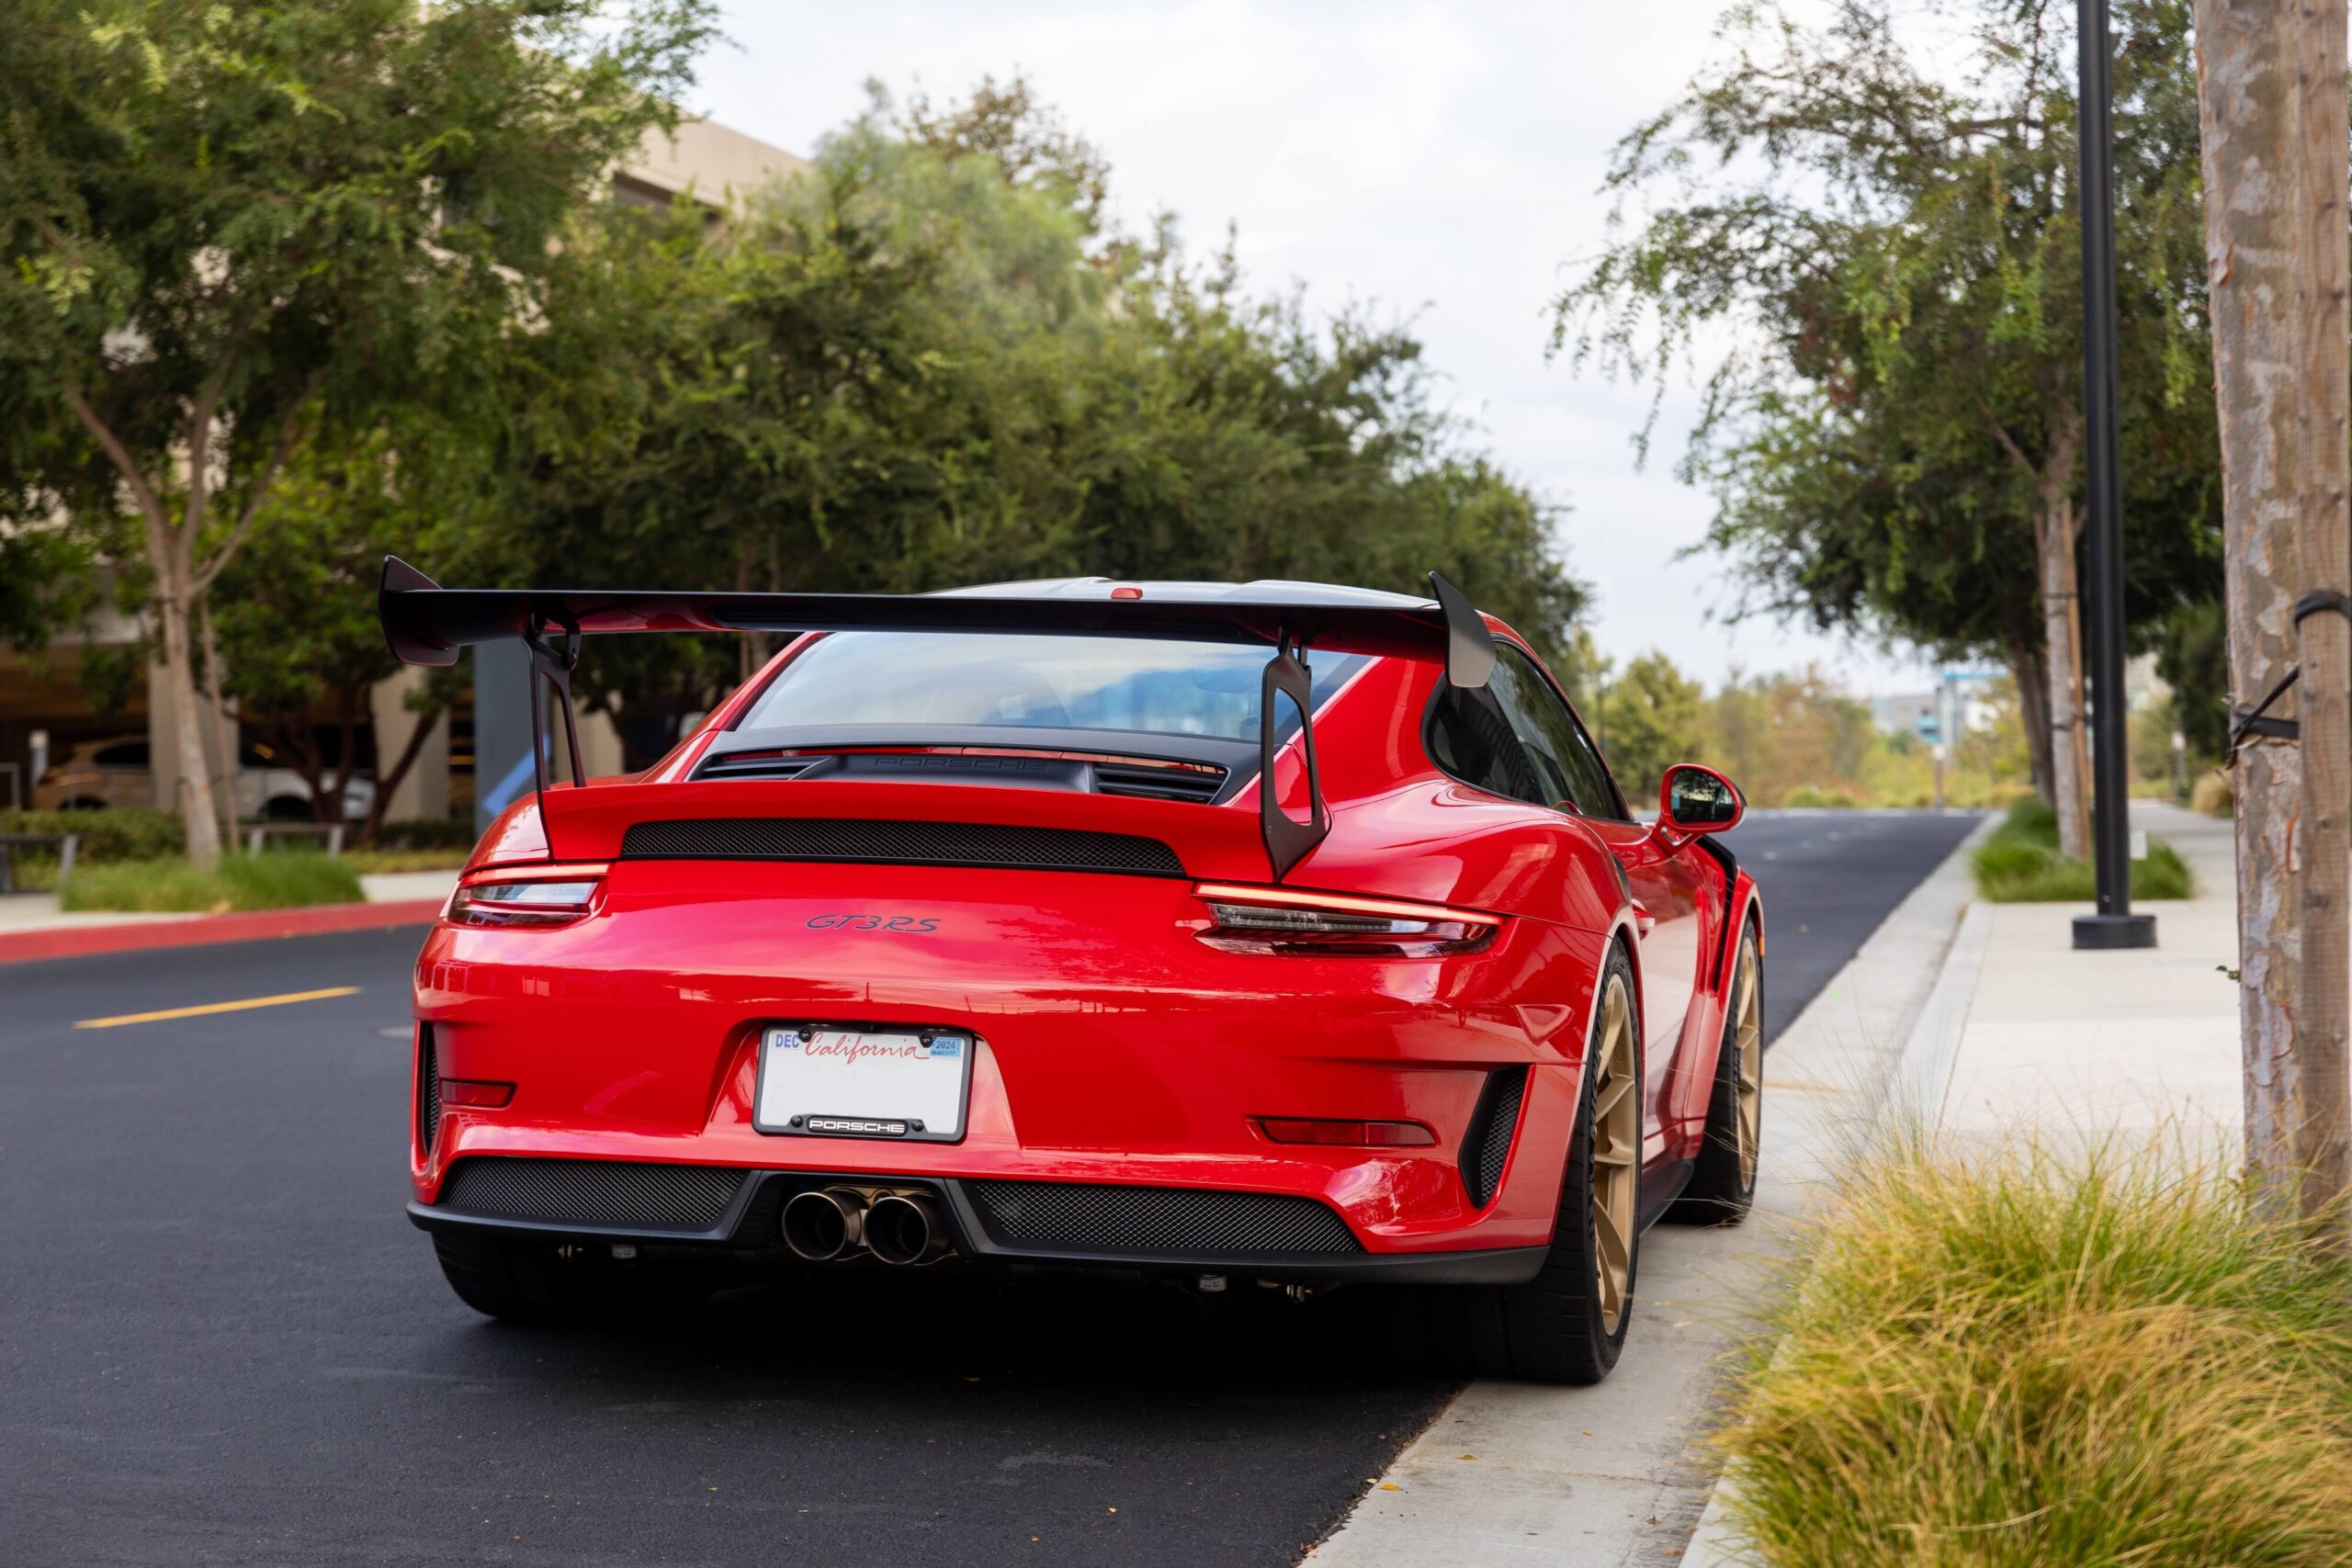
[1461,1066,1528,1208]
[618,818,1185,877]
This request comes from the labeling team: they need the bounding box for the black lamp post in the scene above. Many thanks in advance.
[2072,0,2157,951]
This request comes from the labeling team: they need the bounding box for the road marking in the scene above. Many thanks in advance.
[74,987,361,1030]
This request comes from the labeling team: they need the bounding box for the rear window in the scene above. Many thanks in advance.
[736,632,1367,740]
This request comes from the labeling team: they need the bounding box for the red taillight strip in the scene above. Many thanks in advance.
[460,862,611,886]
[1190,881,1504,926]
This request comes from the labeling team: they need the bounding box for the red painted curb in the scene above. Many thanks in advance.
[2,898,445,965]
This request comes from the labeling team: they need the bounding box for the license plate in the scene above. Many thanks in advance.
[753,1026,973,1142]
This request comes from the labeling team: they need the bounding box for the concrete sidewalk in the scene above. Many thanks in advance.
[0,868,458,935]
[0,869,458,963]
[1933,800,2239,1152]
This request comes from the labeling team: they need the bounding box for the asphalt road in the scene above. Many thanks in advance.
[0,808,1978,1568]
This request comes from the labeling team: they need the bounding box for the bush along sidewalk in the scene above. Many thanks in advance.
[58,852,366,913]
[1714,1139,2352,1567]
[1971,797,2194,901]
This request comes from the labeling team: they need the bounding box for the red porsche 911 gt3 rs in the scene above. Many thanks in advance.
[381,559,1761,1384]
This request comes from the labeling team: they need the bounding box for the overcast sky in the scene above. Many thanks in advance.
[692,1,1941,695]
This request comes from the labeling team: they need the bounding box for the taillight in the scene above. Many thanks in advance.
[438,1078,515,1109]
[1191,882,1500,957]
[447,863,608,928]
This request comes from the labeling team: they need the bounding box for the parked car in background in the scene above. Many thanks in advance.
[33,736,375,821]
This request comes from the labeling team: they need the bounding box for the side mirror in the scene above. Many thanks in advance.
[1661,763,1744,834]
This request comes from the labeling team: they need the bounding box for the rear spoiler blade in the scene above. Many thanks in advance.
[379,557,1497,881]
[379,557,1493,675]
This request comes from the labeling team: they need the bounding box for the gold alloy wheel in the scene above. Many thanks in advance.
[1589,974,1639,1335]
[1733,940,1762,1190]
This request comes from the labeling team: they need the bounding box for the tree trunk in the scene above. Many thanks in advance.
[2011,637,2056,807]
[2033,423,2093,859]
[199,599,239,846]
[323,688,359,825]
[150,517,224,866]
[359,695,446,845]
[2196,0,2352,1224]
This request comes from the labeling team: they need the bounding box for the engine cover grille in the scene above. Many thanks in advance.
[618,818,1185,877]
[437,1157,747,1230]
[965,1179,1362,1257]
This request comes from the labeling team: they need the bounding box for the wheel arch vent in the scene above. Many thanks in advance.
[1461,1066,1529,1208]
[416,1025,440,1157]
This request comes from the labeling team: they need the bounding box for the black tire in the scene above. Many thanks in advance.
[1668,917,1762,1225]
[432,1232,709,1327]
[1387,943,1641,1384]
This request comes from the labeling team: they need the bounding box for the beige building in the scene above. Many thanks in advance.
[1,118,808,821]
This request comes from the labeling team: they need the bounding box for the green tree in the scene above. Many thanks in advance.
[209,419,498,835]
[0,0,713,860]
[511,85,1585,752]
[1598,650,1706,805]
[1555,0,2221,859]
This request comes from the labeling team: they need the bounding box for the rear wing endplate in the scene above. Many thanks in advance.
[379,558,1497,881]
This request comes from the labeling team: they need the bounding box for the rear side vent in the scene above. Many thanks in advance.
[694,751,827,782]
[416,1025,440,1156]
[620,818,1185,877]
[1092,762,1226,803]
[1462,1066,1528,1208]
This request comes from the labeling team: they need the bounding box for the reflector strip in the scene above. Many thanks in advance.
[460,862,610,886]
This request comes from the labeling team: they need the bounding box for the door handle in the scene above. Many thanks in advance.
[1631,898,1656,939]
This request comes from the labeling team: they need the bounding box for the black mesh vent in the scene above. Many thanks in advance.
[618,818,1185,877]
[416,1026,439,1156]
[438,1157,748,1230]
[1463,1066,1528,1208]
[693,751,826,782]
[966,1179,1362,1257]
[1091,763,1227,804]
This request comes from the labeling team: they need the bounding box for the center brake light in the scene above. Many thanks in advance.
[447,863,610,929]
[1191,882,1501,957]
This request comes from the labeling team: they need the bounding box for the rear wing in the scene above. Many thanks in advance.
[377,557,1498,880]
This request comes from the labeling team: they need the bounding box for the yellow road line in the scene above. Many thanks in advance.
[75,987,361,1030]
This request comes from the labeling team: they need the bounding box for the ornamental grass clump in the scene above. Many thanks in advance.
[1718,1140,2352,1567]
[1970,797,2196,901]
[59,852,364,912]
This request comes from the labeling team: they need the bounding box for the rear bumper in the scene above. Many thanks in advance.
[406,1162,1549,1286]
[412,860,1615,1253]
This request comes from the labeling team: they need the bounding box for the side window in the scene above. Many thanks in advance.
[1426,685,1540,803]
[1488,647,1628,820]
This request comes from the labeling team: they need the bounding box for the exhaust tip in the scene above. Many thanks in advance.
[865,1193,950,1266]
[782,1188,866,1261]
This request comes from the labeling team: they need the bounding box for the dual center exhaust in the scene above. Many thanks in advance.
[781,1185,952,1266]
